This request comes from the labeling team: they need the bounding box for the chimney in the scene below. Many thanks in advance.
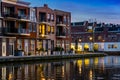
[44,4,48,8]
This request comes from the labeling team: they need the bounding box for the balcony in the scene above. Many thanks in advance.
[56,21,66,27]
[18,15,30,22]
[56,32,66,38]
[2,12,30,21]
[2,12,18,19]
[2,27,30,36]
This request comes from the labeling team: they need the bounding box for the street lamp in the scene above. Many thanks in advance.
[89,36,94,52]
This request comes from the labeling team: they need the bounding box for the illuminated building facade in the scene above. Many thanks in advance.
[0,0,71,56]
[71,21,120,53]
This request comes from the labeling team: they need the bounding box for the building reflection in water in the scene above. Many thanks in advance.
[1,56,120,80]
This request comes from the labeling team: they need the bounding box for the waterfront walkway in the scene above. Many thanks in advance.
[0,53,106,63]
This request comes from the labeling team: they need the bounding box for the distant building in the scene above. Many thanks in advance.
[71,21,120,53]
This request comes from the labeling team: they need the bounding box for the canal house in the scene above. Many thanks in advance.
[0,0,37,56]
[54,9,71,52]
[71,21,120,53]
[0,0,71,56]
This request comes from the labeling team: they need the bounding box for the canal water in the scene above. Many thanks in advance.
[0,56,120,80]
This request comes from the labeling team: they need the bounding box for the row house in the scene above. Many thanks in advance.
[35,4,71,53]
[0,0,37,56]
[0,0,71,56]
[35,4,55,54]
[71,21,120,53]
[54,9,71,52]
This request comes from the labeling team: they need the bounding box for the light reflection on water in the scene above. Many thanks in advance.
[1,56,120,80]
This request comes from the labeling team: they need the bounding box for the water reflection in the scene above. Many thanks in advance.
[1,56,120,80]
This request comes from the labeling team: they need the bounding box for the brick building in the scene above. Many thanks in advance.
[71,21,120,53]
[54,9,71,52]
[0,0,71,56]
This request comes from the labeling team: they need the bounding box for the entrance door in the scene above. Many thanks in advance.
[25,40,28,55]
[2,42,6,56]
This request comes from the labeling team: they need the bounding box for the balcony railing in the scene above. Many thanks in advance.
[2,27,30,36]
[2,12,18,18]
[56,21,66,27]
[56,32,66,38]
[2,12,30,21]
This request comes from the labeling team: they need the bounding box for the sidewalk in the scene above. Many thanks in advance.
[0,53,106,63]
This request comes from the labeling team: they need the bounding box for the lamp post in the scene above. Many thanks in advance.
[89,36,93,52]
[79,38,82,54]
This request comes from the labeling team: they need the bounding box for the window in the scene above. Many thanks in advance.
[47,13,50,20]
[51,26,54,33]
[17,39,22,50]
[39,24,46,35]
[31,40,35,51]
[28,23,32,32]
[64,16,67,23]
[33,23,36,32]
[108,44,118,49]
[51,14,54,20]
[48,25,51,33]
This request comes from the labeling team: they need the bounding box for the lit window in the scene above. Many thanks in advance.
[108,44,111,49]
[113,44,117,48]
[42,25,45,35]
[48,25,51,33]
[51,26,54,33]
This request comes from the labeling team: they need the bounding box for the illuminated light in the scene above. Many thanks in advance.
[48,25,51,33]
[51,26,54,33]
[93,43,99,51]
[41,78,45,80]
[62,66,65,77]
[41,34,45,37]
[89,70,93,80]
[77,60,82,65]
[94,58,98,65]
[42,24,45,35]
[39,25,42,33]
[8,73,13,80]
[84,43,89,49]
[77,60,82,74]
[85,59,90,65]
[71,45,75,50]
[78,45,82,51]
[89,37,93,41]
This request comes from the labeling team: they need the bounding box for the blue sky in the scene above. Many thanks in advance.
[24,0,120,24]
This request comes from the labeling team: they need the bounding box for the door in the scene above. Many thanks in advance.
[2,41,6,56]
[25,40,28,55]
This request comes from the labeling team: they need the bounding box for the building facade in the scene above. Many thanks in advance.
[71,21,120,53]
[0,0,71,56]
[54,9,71,52]
[35,4,56,55]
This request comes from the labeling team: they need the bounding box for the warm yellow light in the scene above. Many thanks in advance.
[48,25,51,33]
[93,43,98,51]
[39,25,42,33]
[89,70,93,80]
[41,24,45,35]
[84,43,89,49]
[71,45,75,50]
[51,26,54,33]
[85,59,90,65]
[94,58,98,65]
[89,37,93,41]
[77,60,82,65]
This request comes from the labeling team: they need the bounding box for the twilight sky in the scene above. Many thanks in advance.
[24,0,120,24]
